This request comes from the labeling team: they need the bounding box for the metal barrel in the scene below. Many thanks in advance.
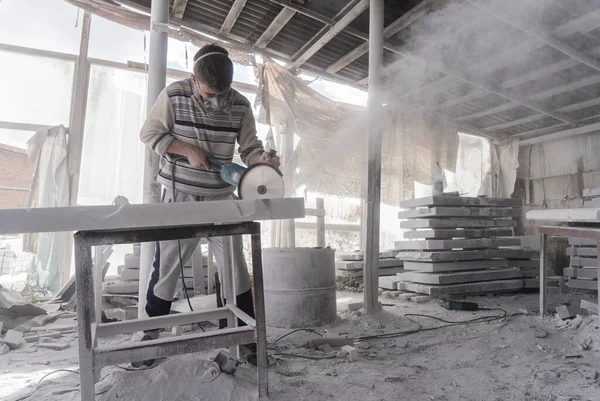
[262,247,337,328]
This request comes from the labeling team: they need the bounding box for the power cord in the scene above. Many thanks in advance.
[171,158,205,333]
[14,369,79,400]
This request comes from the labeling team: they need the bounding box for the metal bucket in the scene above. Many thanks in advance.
[263,247,337,328]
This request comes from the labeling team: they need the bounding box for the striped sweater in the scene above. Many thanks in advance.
[140,78,264,196]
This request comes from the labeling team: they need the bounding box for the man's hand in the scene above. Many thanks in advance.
[185,146,211,170]
[249,151,281,168]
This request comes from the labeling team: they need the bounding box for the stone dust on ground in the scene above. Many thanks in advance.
[1,292,599,401]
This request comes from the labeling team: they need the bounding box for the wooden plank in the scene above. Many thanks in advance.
[396,249,538,262]
[567,247,597,257]
[399,207,520,219]
[398,268,523,285]
[403,228,514,239]
[401,218,517,229]
[400,196,522,208]
[337,258,403,271]
[395,238,521,250]
[0,198,305,235]
[403,259,508,273]
[398,279,523,297]
[564,267,598,279]
[567,278,598,291]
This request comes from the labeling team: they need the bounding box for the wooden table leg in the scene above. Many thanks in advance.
[251,230,268,399]
[540,233,548,317]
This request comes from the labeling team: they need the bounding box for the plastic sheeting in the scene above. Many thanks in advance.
[257,60,459,207]
[491,138,520,198]
[24,125,69,292]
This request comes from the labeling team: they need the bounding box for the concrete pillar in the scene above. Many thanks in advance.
[363,0,384,314]
[138,0,170,319]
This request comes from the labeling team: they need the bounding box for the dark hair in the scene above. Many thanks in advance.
[193,44,233,92]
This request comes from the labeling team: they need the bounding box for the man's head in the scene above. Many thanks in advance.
[192,44,233,99]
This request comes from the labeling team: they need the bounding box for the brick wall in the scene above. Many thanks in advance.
[0,144,32,209]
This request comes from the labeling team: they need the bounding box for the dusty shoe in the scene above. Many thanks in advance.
[131,333,158,368]
[239,343,257,366]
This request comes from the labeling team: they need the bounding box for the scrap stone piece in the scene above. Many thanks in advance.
[337,350,348,359]
[38,342,70,350]
[534,328,548,339]
[2,329,23,350]
[556,305,577,320]
[319,344,333,353]
[580,299,599,315]
[347,302,363,312]
[214,350,238,374]
[341,345,358,362]
[411,295,431,303]
[0,344,9,355]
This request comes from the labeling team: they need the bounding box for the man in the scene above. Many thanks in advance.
[136,43,279,366]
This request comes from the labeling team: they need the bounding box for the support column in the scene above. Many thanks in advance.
[63,10,91,286]
[280,123,295,248]
[138,0,170,319]
[363,0,384,314]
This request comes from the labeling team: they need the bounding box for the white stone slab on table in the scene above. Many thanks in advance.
[0,198,305,234]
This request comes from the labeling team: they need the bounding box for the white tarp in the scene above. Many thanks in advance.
[25,125,69,292]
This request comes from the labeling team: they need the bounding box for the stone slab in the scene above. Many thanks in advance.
[133,243,141,256]
[2,329,23,350]
[568,238,598,246]
[396,249,538,262]
[379,276,400,290]
[104,280,139,295]
[124,254,140,269]
[399,207,521,219]
[567,247,597,257]
[119,268,140,281]
[580,299,599,314]
[403,228,514,239]
[0,198,306,235]
[37,342,70,350]
[337,250,399,261]
[401,219,517,229]
[507,260,540,268]
[564,267,598,279]
[336,258,404,271]
[395,238,521,251]
[397,279,524,297]
[402,259,508,273]
[526,208,600,222]
[567,278,598,291]
[570,257,598,267]
[556,305,577,320]
[522,278,559,288]
[397,268,523,285]
[400,196,523,209]
[336,266,405,278]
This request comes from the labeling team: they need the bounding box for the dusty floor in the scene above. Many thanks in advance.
[1,291,599,401]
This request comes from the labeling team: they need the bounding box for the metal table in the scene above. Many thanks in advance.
[539,224,600,316]
[74,222,268,400]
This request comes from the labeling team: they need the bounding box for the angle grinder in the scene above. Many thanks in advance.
[208,150,285,200]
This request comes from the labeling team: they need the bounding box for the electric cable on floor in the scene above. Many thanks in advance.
[14,369,79,401]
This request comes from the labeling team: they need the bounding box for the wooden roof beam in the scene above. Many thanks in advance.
[326,0,431,74]
[289,0,370,70]
[170,0,188,20]
[254,8,296,49]
[220,0,247,35]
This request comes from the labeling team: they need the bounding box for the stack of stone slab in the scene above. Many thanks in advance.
[392,196,543,297]
[336,251,404,279]
[564,237,598,292]
[104,244,142,295]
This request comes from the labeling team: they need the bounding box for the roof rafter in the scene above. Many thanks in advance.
[220,0,247,35]
[254,8,296,49]
[289,0,370,70]
[465,1,600,75]
[170,0,189,20]
[326,0,431,74]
